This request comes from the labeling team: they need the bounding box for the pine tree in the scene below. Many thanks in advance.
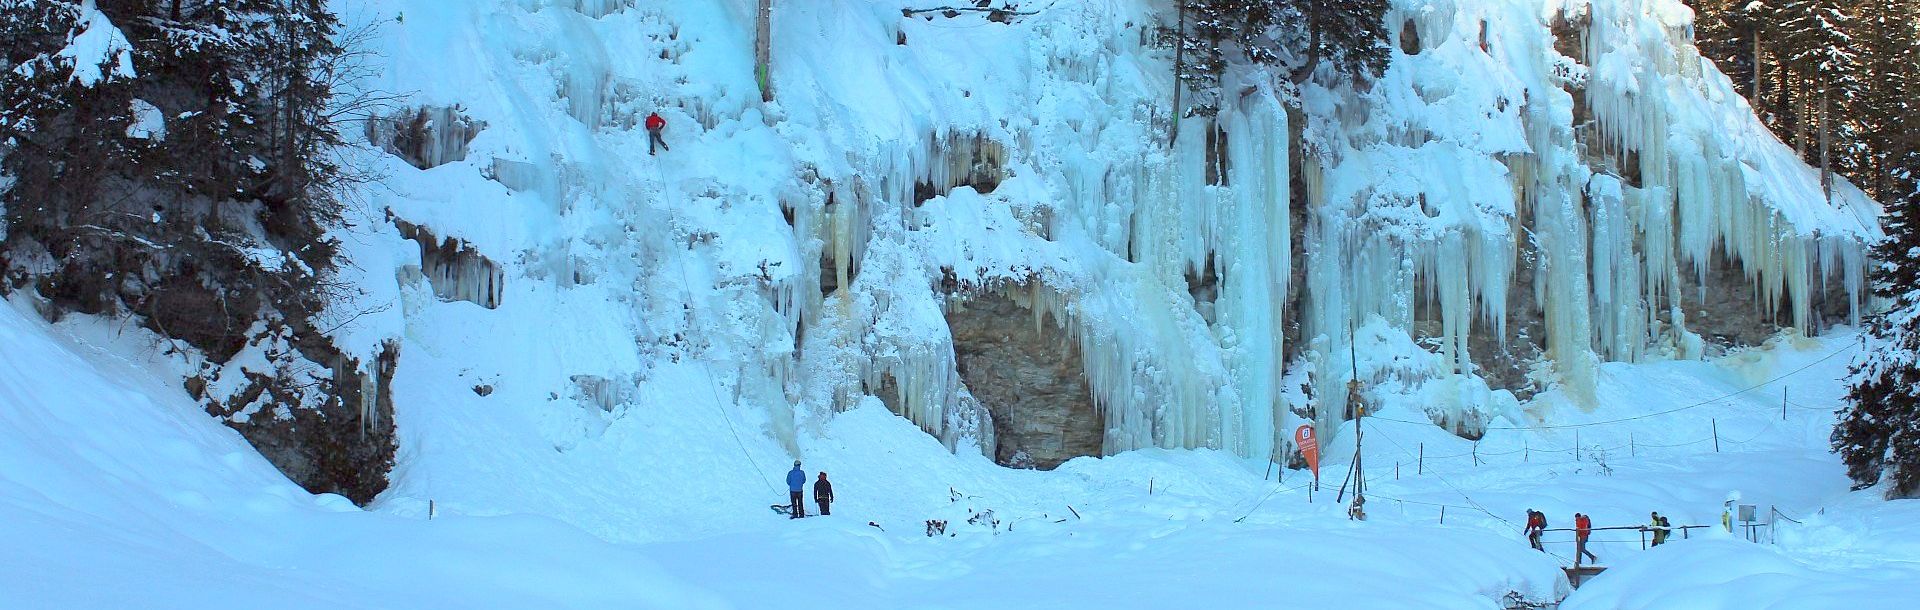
[1836,164,1920,497]
[1171,0,1390,118]
[1293,0,1391,85]
[1777,0,1860,198]
[1847,0,1920,201]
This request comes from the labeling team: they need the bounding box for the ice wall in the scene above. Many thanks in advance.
[339,0,1881,476]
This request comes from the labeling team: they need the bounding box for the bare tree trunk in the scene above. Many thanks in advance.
[756,0,773,102]
[1169,3,1184,147]
[1818,87,1831,202]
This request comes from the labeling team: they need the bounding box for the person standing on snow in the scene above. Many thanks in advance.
[646,111,669,155]
[1574,513,1599,566]
[1648,511,1670,546]
[1524,510,1547,551]
[814,472,834,516]
[787,461,807,518]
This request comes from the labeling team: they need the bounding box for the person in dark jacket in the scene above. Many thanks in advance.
[1648,511,1670,546]
[814,472,834,516]
[786,461,806,518]
[646,112,668,155]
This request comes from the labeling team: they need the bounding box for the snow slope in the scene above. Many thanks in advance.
[7,272,1916,608]
[2,299,1571,608]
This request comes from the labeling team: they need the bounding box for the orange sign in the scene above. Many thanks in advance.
[1295,424,1320,480]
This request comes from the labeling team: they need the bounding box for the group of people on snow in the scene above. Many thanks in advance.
[1523,509,1687,567]
[786,460,833,518]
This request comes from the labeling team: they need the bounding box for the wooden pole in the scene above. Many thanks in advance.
[1396,461,1400,480]
[1630,432,1636,457]
[1575,430,1581,461]
[1782,386,1788,420]
[1440,505,1445,524]
[1418,442,1424,474]
[1713,418,1720,453]
[1524,439,1529,462]
[754,0,773,102]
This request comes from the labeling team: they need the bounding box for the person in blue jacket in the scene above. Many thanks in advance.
[787,460,806,518]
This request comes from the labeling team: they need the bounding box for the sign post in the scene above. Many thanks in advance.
[1295,424,1320,491]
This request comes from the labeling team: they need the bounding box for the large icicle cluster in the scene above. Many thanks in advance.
[1287,0,1881,432]
[807,0,1877,461]
[345,0,1880,471]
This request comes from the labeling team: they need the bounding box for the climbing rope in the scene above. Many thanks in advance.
[652,163,779,495]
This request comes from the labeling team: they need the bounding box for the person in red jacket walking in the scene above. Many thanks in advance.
[1574,512,1599,566]
[1524,509,1547,551]
[646,112,669,155]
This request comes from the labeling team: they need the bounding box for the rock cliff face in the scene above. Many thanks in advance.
[946,290,1102,469]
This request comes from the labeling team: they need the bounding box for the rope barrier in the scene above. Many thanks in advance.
[1369,342,1858,431]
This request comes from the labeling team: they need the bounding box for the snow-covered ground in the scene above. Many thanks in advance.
[4,0,1911,607]
[6,295,1916,608]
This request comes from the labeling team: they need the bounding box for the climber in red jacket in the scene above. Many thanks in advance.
[1574,512,1599,567]
[646,112,669,155]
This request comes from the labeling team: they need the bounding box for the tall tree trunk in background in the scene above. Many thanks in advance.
[756,0,772,102]
[1169,3,1184,147]
[1818,87,1831,201]
[1751,30,1762,105]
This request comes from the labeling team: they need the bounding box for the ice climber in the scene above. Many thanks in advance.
[1573,513,1598,567]
[1524,510,1546,551]
[646,111,669,155]
[814,472,834,516]
[787,461,806,518]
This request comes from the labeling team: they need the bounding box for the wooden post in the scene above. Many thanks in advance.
[1440,505,1445,524]
[429,499,435,520]
[1418,442,1424,474]
[1782,386,1788,420]
[1396,461,1400,480]
[1713,419,1720,453]
[1150,478,1155,494]
[1575,430,1581,461]
[754,0,773,102]
[1630,432,1636,457]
